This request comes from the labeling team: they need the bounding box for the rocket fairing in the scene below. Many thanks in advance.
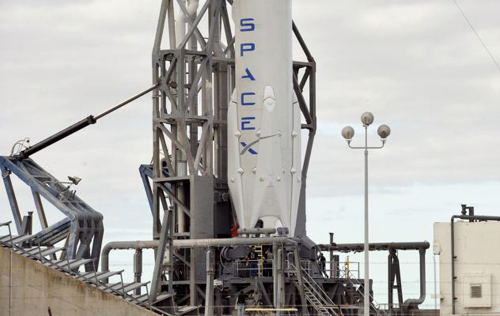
[228,0,302,235]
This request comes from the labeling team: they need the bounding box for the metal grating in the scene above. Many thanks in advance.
[470,284,482,298]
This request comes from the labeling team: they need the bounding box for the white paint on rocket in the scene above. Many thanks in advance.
[228,0,301,235]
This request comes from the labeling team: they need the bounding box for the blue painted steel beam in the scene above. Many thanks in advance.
[0,163,23,233]
[0,156,103,267]
[139,164,170,216]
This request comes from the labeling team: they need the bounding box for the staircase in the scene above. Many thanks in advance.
[0,221,174,316]
[290,264,339,316]
[344,277,389,316]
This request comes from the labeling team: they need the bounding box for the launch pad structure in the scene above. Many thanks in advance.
[147,0,319,311]
[0,1,430,315]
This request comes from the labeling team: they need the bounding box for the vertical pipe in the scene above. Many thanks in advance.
[273,243,278,307]
[388,252,393,311]
[9,244,12,316]
[433,254,438,311]
[276,248,284,315]
[419,249,426,305]
[451,218,456,315]
[205,248,214,316]
[133,249,143,295]
[402,248,426,309]
[329,233,334,278]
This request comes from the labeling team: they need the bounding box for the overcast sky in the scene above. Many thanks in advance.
[1,0,500,308]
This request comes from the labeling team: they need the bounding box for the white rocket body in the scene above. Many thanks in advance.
[228,0,301,235]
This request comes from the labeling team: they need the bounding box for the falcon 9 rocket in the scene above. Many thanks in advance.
[228,0,302,236]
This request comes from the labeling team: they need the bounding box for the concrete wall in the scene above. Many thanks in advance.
[434,221,500,316]
[0,246,157,316]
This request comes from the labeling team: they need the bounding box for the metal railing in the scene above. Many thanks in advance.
[233,259,273,278]
[323,260,361,279]
[289,263,339,316]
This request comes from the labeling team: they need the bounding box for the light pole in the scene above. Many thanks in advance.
[342,112,391,316]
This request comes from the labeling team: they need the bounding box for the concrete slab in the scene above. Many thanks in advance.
[0,246,157,316]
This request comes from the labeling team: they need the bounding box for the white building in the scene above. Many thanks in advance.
[434,219,500,315]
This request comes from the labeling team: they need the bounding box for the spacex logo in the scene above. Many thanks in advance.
[239,17,258,155]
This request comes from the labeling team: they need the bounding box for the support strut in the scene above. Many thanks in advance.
[17,84,158,159]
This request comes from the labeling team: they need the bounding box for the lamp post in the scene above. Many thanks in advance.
[342,112,391,316]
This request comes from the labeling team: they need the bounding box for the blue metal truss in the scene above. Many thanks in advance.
[0,156,103,268]
[139,164,171,216]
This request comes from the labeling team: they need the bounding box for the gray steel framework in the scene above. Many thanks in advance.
[320,241,430,315]
[0,83,158,267]
[0,156,103,267]
[148,0,317,307]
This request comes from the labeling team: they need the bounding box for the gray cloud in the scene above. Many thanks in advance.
[289,0,500,198]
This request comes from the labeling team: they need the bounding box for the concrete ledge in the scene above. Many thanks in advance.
[0,246,157,316]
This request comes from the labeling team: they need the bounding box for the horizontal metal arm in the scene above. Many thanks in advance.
[19,116,96,159]
[17,84,158,160]
[347,141,386,150]
[94,84,158,120]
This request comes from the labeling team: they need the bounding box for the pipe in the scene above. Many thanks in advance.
[320,241,430,313]
[101,240,159,273]
[238,228,276,237]
[101,237,294,273]
[276,248,284,316]
[388,251,393,310]
[173,236,294,248]
[204,248,214,316]
[450,213,500,314]
[133,249,143,295]
[329,232,334,278]
[272,243,278,307]
[402,248,426,309]
[319,241,430,252]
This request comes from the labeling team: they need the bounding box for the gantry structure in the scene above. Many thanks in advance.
[146,0,317,306]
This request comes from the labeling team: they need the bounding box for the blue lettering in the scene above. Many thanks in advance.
[242,68,255,81]
[240,18,255,32]
[241,142,258,155]
[241,92,256,106]
[241,117,256,130]
[240,43,255,56]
